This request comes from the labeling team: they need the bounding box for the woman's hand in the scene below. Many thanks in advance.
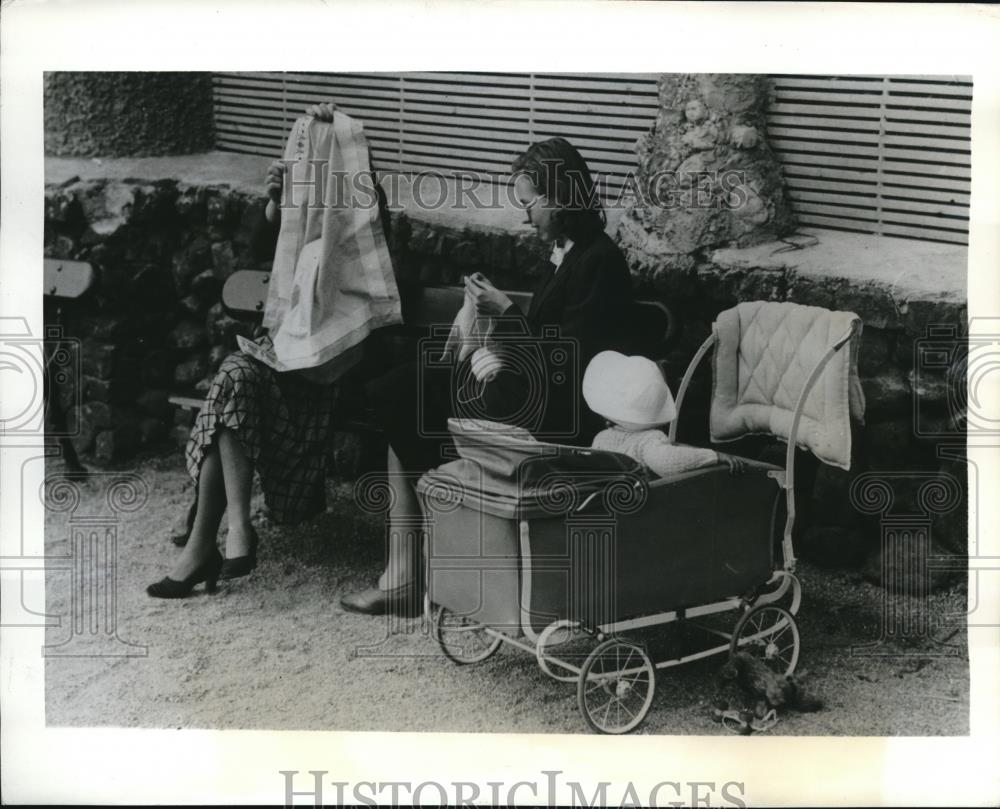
[470,346,504,383]
[305,101,338,122]
[265,159,285,203]
[465,273,512,316]
[264,159,286,224]
[718,452,747,475]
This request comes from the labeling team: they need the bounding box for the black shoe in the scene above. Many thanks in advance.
[340,582,423,618]
[146,550,223,599]
[220,529,258,580]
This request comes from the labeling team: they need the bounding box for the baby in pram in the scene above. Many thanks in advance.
[583,351,745,477]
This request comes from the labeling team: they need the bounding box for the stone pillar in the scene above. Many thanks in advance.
[617,74,796,288]
[44,71,215,157]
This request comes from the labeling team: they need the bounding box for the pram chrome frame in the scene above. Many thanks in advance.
[670,318,861,576]
[428,314,861,733]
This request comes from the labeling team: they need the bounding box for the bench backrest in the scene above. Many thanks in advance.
[43,258,96,299]
[221,270,676,356]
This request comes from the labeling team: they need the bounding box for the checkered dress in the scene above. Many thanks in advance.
[185,350,337,524]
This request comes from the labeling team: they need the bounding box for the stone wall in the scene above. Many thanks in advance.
[650,232,967,590]
[618,73,797,282]
[44,72,215,157]
[45,177,271,462]
[42,173,554,469]
[44,167,968,591]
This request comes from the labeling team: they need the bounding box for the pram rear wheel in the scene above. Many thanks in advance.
[730,604,800,676]
[577,639,656,734]
[434,605,502,665]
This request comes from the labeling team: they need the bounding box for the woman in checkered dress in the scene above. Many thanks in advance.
[146,134,338,599]
[185,352,337,524]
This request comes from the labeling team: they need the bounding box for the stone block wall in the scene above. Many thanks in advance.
[642,235,968,588]
[42,177,553,468]
[45,178,272,463]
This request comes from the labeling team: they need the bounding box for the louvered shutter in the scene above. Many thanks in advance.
[213,72,970,245]
[767,74,971,244]
[213,72,661,202]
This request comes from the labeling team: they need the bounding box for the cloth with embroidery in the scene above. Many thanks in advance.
[264,113,402,383]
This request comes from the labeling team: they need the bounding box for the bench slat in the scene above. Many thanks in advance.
[168,395,204,411]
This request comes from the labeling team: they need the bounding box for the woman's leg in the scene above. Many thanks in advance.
[377,447,421,590]
[341,445,423,616]
[169,445,226,580]
[341,359,439,615]
[216,426,255,558]
[168,425,254,577]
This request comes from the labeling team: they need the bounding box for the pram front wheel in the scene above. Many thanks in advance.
[577,639,656,734]
[730,604,800,676]
[434,605,502,666]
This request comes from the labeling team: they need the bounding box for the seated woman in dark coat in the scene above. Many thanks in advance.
[342,136,636,617]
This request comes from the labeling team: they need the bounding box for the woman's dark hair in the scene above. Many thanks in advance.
[511,137,606,243]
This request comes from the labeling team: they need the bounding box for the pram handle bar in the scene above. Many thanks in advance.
[667,318,861,572]
[780,319,860,570]
[667,332,717,446]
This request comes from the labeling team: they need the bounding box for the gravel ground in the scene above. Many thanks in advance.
[44,453,969,735]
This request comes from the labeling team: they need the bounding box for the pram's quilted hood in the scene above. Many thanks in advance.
[416,419,647,518]
[709,301,865,470]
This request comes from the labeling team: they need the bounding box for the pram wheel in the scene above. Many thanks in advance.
[577,638,656,734]
[730,604,800,676]
[434,605,502,666]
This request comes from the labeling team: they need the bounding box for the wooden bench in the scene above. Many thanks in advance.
[44,258,97,475]
[169,269,677,416]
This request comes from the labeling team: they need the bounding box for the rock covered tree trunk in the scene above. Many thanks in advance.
[617,74,797,288]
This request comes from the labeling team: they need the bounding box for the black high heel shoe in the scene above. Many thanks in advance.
[146,550,223,599]
[221,528,258,580]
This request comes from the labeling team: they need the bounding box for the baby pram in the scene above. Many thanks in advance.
[416,301,863,733]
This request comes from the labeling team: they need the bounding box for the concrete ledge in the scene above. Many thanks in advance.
[46,152,270,195]
[45,152,625,236]
[707,228,966,334]
[712,228,966,303]
[46,152,968,335]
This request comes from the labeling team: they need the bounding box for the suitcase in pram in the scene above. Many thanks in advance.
[417,302,863,733]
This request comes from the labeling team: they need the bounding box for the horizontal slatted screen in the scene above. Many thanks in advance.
[768,74,971,244]
[213,71,661,202]
[214,72,971,245]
